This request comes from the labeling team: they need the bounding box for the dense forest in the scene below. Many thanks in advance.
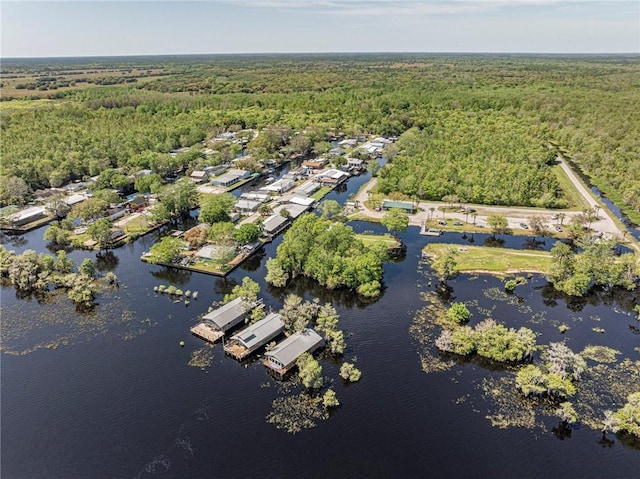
[1,55,638,215]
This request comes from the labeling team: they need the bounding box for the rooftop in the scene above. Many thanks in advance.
[265,328,324,369]
[202,297,256,331]
[229,313,284,351]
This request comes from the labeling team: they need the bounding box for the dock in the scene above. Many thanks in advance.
[224,342,251,360]
[190,323,224,343]
[420,227,443,236]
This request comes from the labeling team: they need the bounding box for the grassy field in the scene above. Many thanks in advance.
[355,233,399,248]
[551,164,591,211]
[423,243,553,276]
[310,186,333,201]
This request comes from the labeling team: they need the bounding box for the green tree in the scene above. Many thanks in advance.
[223,276,261,305]
[265,258,289,287]
[78,258,96,278]
[134,173,163,194]
[70,197,108,222]
[433,247,458,282]
[159,179,197,215]
[318,200,342,219]
[339,362,362,382]
[487,214,508,234]
[87,218,113,250]
[43,221,72,246]
[297,353,323,389]
[234,223,260,244]
[146,237,185,264]
[208,221,237,246]
[0,176,32,206]
[612,392,640,437]
[381,208,409,236]
[322,389,340,409]
[446,302,471,324]
[199,193,236,224]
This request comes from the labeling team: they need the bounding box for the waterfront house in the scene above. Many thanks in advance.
[235,199,261,214]
[211,169,250,188]
[224,313,285,360]
[316,168,349,186]
[302,158,328,170]
[264,329,324,375]
[191,297,259,343]
[294,181,320,197]
[262,178,295,194]
[262,214,289,236]
[241,191,270,203]
[6,206,47,227]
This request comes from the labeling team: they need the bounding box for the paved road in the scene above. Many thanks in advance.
[354,162,626,240]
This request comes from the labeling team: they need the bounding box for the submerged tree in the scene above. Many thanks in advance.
[297,353,323,389]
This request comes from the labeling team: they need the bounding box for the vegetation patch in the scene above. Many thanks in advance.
[423,244,552,276]
[581,345,621,364]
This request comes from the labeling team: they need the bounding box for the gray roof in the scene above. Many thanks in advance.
[262,214,289,233]
[202,297,255,331]
[230,313,284,351]
[265,329,324,369]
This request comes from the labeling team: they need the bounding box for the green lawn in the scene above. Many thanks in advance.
[355,233,399,248]
[423,243,552,276]
[551,164,591,210]
[310,186,333,201]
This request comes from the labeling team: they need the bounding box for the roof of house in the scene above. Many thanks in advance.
[202,297,255,330]
[265,329,324,368]
[278,203,310,218]
[262,214,289,233]
[8,206,46,222]
[318,168,349,180]
[288,196,315,207]
[382,199,414,211]
[230,313,284,351]
[235,199,261,211]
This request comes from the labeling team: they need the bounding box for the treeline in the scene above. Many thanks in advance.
[1,56,638,215]
[376,115,561,207]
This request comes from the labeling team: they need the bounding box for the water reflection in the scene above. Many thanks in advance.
[150,266,192,285]
[95,251,120,272]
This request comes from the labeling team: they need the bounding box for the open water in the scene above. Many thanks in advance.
[1,169,639,478]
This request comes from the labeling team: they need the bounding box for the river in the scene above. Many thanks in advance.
[1,167,639,478]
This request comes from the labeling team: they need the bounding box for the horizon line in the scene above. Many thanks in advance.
[3,51,639,61]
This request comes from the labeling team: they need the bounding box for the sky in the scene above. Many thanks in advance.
[1,1,638,57]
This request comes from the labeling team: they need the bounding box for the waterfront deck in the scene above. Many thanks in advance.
[224,341,250,360]
[190,323,224,343]
[262,358,291,377]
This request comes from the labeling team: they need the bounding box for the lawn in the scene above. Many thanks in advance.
[551,164,591,211]
[423,243,553,276]
[355,233,399,248]
[310,186,333,201]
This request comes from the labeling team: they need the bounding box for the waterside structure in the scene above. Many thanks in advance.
[191,297,259,343]
[263,328,324,376]
[224,313,285,360]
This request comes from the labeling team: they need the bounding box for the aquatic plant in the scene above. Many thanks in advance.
[581,345,620,364]
[322,389,340,409]
[339,362,362,382]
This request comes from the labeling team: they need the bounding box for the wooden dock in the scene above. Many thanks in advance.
[224,342,251,360]
[190,323,224,343]
[262,358,291,377]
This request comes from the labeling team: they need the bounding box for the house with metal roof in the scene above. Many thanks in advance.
[235,199,261,214]
[382,199,414,213]
[224,313,285,360]
[264,328,324,375]
[262,214,290,236]
[294,181,320,197]
[190,297,258,343]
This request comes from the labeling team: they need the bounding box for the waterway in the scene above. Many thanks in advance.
[1,167,639,478]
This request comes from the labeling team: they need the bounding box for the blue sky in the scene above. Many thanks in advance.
[1,1,638,57]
